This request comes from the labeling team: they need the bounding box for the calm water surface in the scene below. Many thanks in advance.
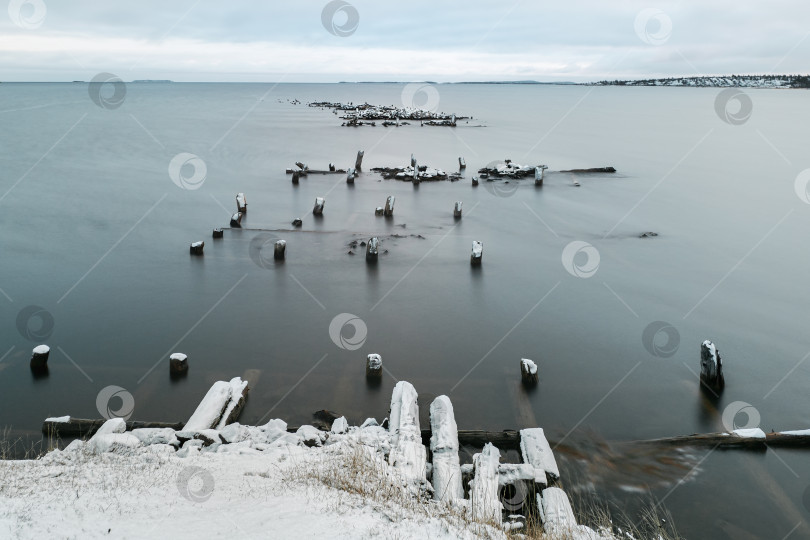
[1,82,809,539]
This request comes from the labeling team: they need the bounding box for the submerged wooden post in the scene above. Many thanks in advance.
[459,157,466,169]
[471,241,483,265]
[212,228,223,238]
[189,241,204,255]
[236,192,247,213]
[384,196,395,217]
[169,353,188,375]
[329,163,336,172]
[274,240,286,260]
[374,207,384,216]
[535,166,547,186]
[453,201,462,219]
[230,212,242,227]
[366,353,382,378]
[366,237,379,263]
[346,167,355,184]
[700,340,725,389]
[313,197,325,216]
[30,345,50,370]
[292,171,300,184]
[472,176,479,186]
[520,358,538,385]
[355,150,364,172]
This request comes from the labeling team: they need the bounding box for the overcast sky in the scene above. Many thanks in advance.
[2,0,809,82]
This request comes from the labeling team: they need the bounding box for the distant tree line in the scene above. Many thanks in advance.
[595,75,810,88]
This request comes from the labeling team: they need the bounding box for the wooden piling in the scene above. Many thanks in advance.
[471,241,483,265]
[292,171,300,184]
[453,201,462,219]
[472,177,479,186]
[700,340,724,390]
[535,166,547,186]
[384,196,395,217]
[169,353,188,375]
[230,213,242,227]
[30,345,50,370]
[355,150,364,172]
[366,237,379,263]
[520,358,538,385]
[374,207,384,216]
[459,157,466,169]
[236,192,247,213]
[366,353,382,378]
[212,228,223,238]
[274,240,286,260]
[292,218,303,227]
[346,167,355,184]
[189,241,204,255]
[313,197,325,216]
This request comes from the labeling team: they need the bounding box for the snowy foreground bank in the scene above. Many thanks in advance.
[1,381,629,539]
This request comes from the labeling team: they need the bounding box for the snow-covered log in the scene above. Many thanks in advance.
[429,395,463,501]
[183,377,249,432]
[312,197,325,216]
[388,381,427,486]
[236,192,247,213]
[366,237,379,263]
[189,241,204,255]
[520,358,538,385]
[230,212,242,227]
[355,150,364,172]
[30,345,50,370]
[274,240,286,260]
[700,340,724,389]
[519,428,559,486]
[366,354,382,378]
[469,442,502,524]
[453,201,462,219]
[169,353,188,375]
[471,241,483,265]
[384,196,395,217]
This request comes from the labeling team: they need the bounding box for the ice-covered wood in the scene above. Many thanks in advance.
[274,240,286,260]
[700,340,724,389]
[183,377,249,432]
[469,442,502,524]
[384,196,395,217]
[366,353,382,378]
[429,395,463,501]
[366,237,379,263]
[520,428,559,485]
[471,241,483,265]
[230,212,242,227]
[236,192,247,213]
[189,241,204,255]
[520,358,538,385]
[387,381,427,486]
[538,487,577,534]
[313,197,325,215]
[453,201,462,218]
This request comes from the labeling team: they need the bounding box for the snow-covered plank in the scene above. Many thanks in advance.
[469,442,502,524]
[183,377,249,432]
[519,428,559,485]
[429,395,463,501]
[387,381,427,486]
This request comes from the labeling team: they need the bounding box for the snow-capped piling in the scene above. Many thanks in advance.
[313,197,325,216]
[292,170,300,184]
[429,396,463,502]
[212,228,223,239]
[346,167,355,184]
[274,240,286,260]
[520,428,559,487]
[230,212,242,227]
[384,196,395,217]
[169,353,188,375]
[535,166,547,186]
[700,340,725,390]
[236,192,247,213]
[470,443,502,524]
[459,157,466,169]
[355,150,364,172]
[183,377,249,432]
[453,201,463,219]
[189,241,204,255]
[292,218,303,227]
[366,353,382,378]
[520,358,538,385]
[472,176,479,186]
[410,154,416,168]
[366,237,379,263]
[388,381,427,485]
[30,345,50,370]
[471,241,483,265]
[374,207,384,216]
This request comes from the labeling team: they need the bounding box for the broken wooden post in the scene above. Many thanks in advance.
[430,396,463,502]
[535,166,547,186]
[292,171,300,184]
[230,212,242,227]
[212,228,223,239]
[30,345,50,370]
[366,353,382,379]
[384,196,395,217]
[700,340,725,390]
[453,201,462,219]
[520,428,559,487]
[355,150,364,172]
[346,167,355,184]
[169,353,188,375]
[313,197,325,216]
[388,381,427,484]
[274,240,286,260]
[520,358,538,385]
[236,192,247,213]
[189,241,204,255]
[374,207,384,216]
[471,241,483,265]
[182,377,249,432]
[292,218,302,227]
[470,442,503,524]
[366,237,379,263]
[459,157,466,169]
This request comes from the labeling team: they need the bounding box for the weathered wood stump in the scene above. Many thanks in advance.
[346,167,355,184]
[30,345,50,370]
[520,358,538,385]
[292,218,302,227]
[169,352,188,374]
[230,212,242,227]
[471,241,483,265]
[236,192,247,213]
[212,228,223,238]
[292,171,300,184]
[459,157,466,169]
[366,237,379,263]
[384,196,395,217]
[313,197,325,216]
[453,201,463,219]
[366,353,382,378]
[700,340,725,390]
[355,150,364,172]
[374,207,384,216]
[189,241,204,255]
[274,240,286,260]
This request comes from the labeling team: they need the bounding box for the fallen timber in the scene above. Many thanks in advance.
[43,418,184,438]
[559,167,616,173]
